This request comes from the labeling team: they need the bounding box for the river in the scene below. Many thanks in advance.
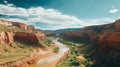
[35,40,69,67]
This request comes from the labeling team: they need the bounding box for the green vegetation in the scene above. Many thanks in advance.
[58,39,77,47]
[0,42,38,64]
[56,44,81,67]
[40,38,54,46]
[53,46,59,53]
[56,39,92,67]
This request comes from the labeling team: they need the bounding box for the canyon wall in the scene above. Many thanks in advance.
[0,19,46,46]
[0,32,46,46]
[98,32,120,52]
[63,20,120,66]
[14,32,39,44]
[0,32,14,46]
[0,32,46,48]
[63,20,120,51]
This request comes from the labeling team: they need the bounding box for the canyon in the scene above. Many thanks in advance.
[0,19,69,67]
[61,20,120,67]
[0,20,55,67]
[0,19,120,67]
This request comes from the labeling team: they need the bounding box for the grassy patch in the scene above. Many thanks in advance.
[53,46,59,53]
[56,46,80,67]
[39,38,54,46]
[56,39,92,67]
[0,42,38,64]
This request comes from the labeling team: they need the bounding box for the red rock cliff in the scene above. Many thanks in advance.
[98,32,120,52]
[14,32,39,44]
[0,32,14,46]
[63,20,120,52]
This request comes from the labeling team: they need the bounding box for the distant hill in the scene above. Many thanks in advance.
[44,28,81,36]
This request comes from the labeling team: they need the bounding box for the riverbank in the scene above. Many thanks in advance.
[30,40,69,67]
[35,49,69,67]
[0,48,52,67]
[30,48,56,67]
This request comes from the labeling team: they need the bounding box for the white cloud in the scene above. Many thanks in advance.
[109,8,118,13]
[82,18,115,27]
[3,0,8,4]
[3,0,14,7]
[0,3,86,30]
[0,4,29,16]
[0,3,116,30]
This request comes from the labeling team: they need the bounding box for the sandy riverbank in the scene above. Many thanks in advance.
[30,40,69,67]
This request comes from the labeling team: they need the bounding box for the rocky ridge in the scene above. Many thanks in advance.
[63,19,120,67]
[0,19,46,46]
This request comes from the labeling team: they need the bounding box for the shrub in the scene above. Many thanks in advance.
[4,48,9,52]
[70,60,81,66]
[53,46,59,53]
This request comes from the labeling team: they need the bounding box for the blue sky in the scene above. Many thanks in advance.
[0,0,120,30]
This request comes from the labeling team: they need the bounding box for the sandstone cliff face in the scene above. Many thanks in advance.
[97,32,120,67]
[14,32,39,44]
[0,32,14,46]
[98,32,120,52]
[63,20,120,51]
[106,32,120,50]
[0,20,46,45]
[12,22,35,31]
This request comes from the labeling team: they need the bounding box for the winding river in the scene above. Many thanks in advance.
[36,40,69,67]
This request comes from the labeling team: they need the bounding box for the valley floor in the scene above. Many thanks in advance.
[30,40,69,67]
